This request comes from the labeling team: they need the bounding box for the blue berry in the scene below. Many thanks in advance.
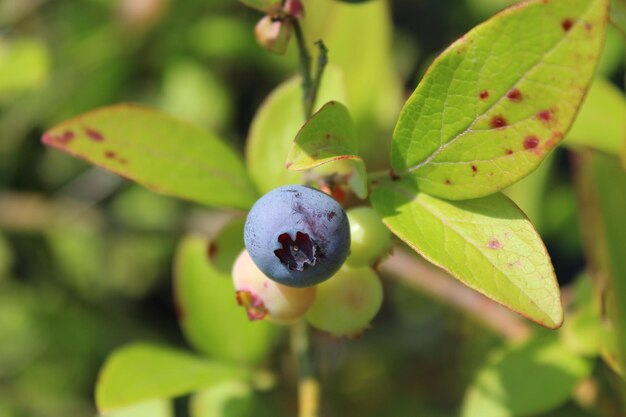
[244,185,350,287]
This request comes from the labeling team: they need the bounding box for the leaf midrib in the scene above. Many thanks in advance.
[404,0,597,174]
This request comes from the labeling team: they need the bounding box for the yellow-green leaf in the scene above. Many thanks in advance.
[392,0,608,200]
[371,180,562,328]
[96,343,251,413]
[42,105,257,210]
[245,67,347,194]
[287,101,367,198]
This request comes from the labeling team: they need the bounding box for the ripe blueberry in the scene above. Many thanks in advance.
[306,265,383,337]
[244,185,350,287]
[232,250,316,324]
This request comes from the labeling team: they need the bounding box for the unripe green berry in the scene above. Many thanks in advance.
[232,249,316,324]
[306,265,383,337]
[346,207,392,266]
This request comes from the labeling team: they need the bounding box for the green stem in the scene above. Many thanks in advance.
[289,19,328,120]
[306,40,328,119]
[290,320,319,417]
[290,18,313,120]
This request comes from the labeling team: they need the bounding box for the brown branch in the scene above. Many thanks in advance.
[378,247,532,342]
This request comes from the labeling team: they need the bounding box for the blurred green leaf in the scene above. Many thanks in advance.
[561,274,605,357]
[158,60,233,131]
[208,218,247,274]
[287,101,367,198]
[565,78,626,156]
[462,335,592,417]
[189,382,255,417]
[0,287,46,377]
[307,0,403,166]
[174,235,278,365]
[96,343,252,413]
[245,66,347,194]
[465,0,518,19]
[238,0,280,12]
[110,185,182,231]
[392,0,608,200]
[0,38,49,99]
[371,180,563,328]
[574,151,626,374]
[596,25,625,77]
[0,233,14,281]
[42,105,257,210]
[104,399,172,417]
[610,0,626,36]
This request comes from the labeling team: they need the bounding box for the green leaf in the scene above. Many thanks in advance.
[610,0,626,37]
[574,151,626,373]
[103,399,172,417]
[246,67,347,194]
[462,335,592,417]
[238,0,280,12]
[565,78,626,156]
[287,101,367,198]
[303,0,403,166]
[174,235,278,365]
[95,343,252,413]
[371,180,562,328]
[392,0,608,200]
[0,38,49,99]
[42,105,257,210]
[189,382,255,417]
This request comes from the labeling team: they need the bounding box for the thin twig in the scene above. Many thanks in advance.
[290,320,320,417]
[378,247,532,342]
[290,18,313,120]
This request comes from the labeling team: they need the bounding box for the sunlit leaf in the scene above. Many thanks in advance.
[96,343,251,413]
[287,101,367,198]
[565,78,626,156]
[42,105,257,209]
[462,335,592,417]
[174,235,278,365]
[371,180,562,328]
[246,66,347,194]
[392,0,608,200]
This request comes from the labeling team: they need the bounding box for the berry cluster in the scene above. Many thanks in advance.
[232,184,391,337]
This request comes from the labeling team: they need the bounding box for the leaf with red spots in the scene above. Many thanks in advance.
[392,0,608,200]
[42,105,257,210]
[371,179,563,328]
[286,101,368,198]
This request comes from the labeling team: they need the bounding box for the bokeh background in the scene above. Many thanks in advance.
[1,0,625,416]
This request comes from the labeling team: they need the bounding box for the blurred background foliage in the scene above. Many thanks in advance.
[0,0,625,416]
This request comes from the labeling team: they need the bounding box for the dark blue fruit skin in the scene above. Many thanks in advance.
[244,185,350,288]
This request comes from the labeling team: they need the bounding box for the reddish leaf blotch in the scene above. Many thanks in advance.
[84,127,104,142]
[490,115,507,129]
[506,88,523,102]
